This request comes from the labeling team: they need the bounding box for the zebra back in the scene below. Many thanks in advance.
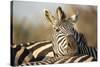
[11,44,35,66]
[23,41,54,59]
[11,40,55,66]
[21,55,96,66]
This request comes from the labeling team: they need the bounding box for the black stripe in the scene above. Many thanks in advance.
[57,36,65,45]
[29,55,35,62]
[91,48,97,59]
[68,56,79,63]
[10,1,14,66]
[36,46,53,61]
[18,47,30,65]
[38,46,53,57]
[11,45,21,66]
[74,30,78,41]
[31,62,35,65]
[83,46,86,54]
[36,62,40,65]
[78,55,90,62]
[59,45,65,56]
[85,46,89,55]
[77,46,81,54]
[87,47,91,56]
[29,41,52,52]
[57,57,71,63]
[94,48,97,59]
[40,61,47,65]
[57,46,64,56]
[61,39,66,48]
[57,34,64,40]
[90,47,93,57]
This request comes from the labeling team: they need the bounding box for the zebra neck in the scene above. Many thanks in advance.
[73,28,87,46]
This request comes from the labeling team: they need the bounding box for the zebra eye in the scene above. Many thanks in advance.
[56,28,60,32]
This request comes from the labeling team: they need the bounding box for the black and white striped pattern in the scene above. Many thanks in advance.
[44,7,78,57]
[72,29,97,60]
[19,41,54,59]
[52,28,78,57]
[44,6,97,60]
[11,41,54,66]
[11,44,35,66]
[21,55,96,66]
[11,6,97,66]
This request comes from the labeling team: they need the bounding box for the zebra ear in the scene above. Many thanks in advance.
[56,6,66,21]
[44,9,55,24]
[69,12,79,23]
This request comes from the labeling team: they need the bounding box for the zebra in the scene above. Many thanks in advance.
[11,7,81,66]
[21,55,96,66]
[11,37,78,66]
[11,40,55,66]
[11,6,97,66]
[44,6,97,59]
[11,39,77,66]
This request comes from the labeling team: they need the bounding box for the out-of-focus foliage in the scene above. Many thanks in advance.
[13,17,52,44]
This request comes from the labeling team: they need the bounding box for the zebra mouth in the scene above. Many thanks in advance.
[64,47,77,56]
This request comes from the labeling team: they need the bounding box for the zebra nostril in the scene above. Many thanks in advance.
[68,42,73,49]
[68,43,70,47]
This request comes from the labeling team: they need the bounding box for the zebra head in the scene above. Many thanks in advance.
[44,6,79,56]
[44,6,79,36]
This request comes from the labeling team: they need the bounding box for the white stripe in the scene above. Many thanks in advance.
[64,57,74,63]
[59,37,66,47]
[62,39,68,48]
[58,44,64,55]
[77,33,80,42]
[54,57,65,64]
[27,41,50,49]
[15,47,25,65]
[54,56,70,64]
[74,55,88,62]
[22,53,33,64]
[56,33,64,38]
[85,57,93,62]
[57,36,65,43]
[33,43,52,58]
[46,51,54,57]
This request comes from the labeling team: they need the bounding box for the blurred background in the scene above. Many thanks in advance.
[12,1,97,47]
